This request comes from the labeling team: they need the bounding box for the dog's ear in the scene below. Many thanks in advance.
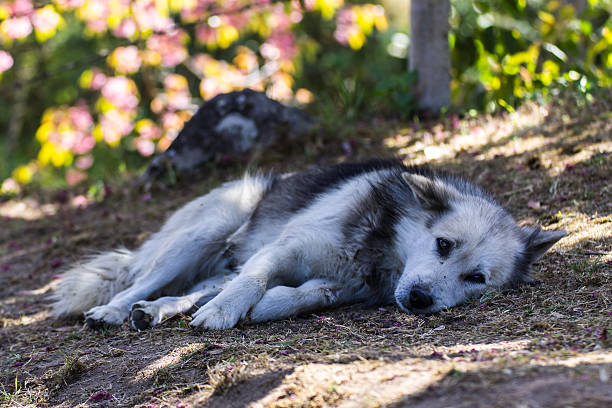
[401,172,452,213]
[522,227,567,262]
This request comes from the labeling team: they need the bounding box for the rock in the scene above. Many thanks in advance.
[141,89,316,182]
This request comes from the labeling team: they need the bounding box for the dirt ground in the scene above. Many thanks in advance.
[1,98,611,407]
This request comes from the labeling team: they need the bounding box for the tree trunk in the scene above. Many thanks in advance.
[409,0,450,112]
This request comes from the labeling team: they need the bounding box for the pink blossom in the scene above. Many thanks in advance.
[8,0,34,16]
[179,5,202,24]
[199,77,224,99]
[224,11,250,31]
[112,18,137,38]
[66,169,87,186]
[1,178,20,194]
[146,31,188,67]
[262,32,297,61]
[268,4,292,31]
[0,51,13,73]
[90,69,107,90]
[290,10,303,24]
[303,0,316,11]
[334,8,355,45]
[75,155,94,170]
[1,16,33,39]
[72,133,95,154]
[101,77,139,111]
[134,137,155,156]
[167,93,190,110]
[195,24,216,44]
[68,105,93,131]
[32,6,61,33]
[163,74,188,91]
[110,46,142,74]
[133,0,174,32]
[53,0,85,10]
[267,72,293,102]
[336,8,354,26]
[136,121,162,140]
[80,0,109,33]
[163,74,191,110]
[161,111,184,131]
[100,110,134,143]
[85,18,107,33]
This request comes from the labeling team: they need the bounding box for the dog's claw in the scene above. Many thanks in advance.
[83,305,127,329]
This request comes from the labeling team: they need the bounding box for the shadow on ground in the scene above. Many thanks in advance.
[0,100,610,407]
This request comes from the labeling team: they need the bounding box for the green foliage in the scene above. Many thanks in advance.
[296,28,413,122]
[450,0,612,112]
[374,70,418,118]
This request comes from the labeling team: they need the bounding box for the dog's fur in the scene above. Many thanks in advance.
[51,160,566,330]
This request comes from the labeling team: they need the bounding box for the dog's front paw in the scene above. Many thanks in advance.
[84,305,126,330]
[189,302,242,330]
[129,302,161,331]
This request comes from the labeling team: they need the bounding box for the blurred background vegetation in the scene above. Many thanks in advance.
[0,0,611,192]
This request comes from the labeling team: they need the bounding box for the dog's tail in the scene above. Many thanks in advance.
[50,249,135,318]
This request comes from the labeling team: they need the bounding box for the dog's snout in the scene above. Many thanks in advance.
[409,286,433,310]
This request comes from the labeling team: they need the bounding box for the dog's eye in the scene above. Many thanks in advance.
[464,273,486,284]
[436,238,453,257]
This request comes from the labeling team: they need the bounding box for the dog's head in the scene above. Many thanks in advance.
[393,172,566,314]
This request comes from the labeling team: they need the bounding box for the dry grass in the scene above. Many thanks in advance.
[48,353,87,391]
[0,97,610,407]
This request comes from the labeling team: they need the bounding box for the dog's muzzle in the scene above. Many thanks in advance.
[409,286,433,309]
[397,285,434,312]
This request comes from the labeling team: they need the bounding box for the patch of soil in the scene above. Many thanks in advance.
[1,98,610,407]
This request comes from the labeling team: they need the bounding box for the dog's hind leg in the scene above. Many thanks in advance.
[129,272,238,330]
[249,279,347,324]
[80,175,272,329]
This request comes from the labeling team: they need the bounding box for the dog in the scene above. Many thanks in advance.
[51,159,566,330]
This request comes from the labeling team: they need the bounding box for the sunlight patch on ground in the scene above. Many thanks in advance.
[242,341,610,408]
[486,134,552,160]
[132,342,206,382]
[0,194,96,221]
[0,310,50,328]
[0,198,58,220]
[553,212,611,256]
[249,357,449,408]
[386,102,548,165]
[429,338,531,355]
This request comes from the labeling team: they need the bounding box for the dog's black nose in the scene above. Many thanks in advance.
[409,287,433,310]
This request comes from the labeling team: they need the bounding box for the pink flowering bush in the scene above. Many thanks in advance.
[0,0,390,189]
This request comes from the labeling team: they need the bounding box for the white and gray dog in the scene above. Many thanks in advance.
[51,159,566,330]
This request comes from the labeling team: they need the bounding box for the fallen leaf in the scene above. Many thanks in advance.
[527,200,541,209]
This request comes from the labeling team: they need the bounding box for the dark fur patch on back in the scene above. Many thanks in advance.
[249,159,406,226]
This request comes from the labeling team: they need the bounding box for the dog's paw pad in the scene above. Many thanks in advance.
[129,302,160,330]
[130,309,153,331]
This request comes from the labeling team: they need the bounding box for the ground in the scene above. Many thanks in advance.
[1,98,611,407]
